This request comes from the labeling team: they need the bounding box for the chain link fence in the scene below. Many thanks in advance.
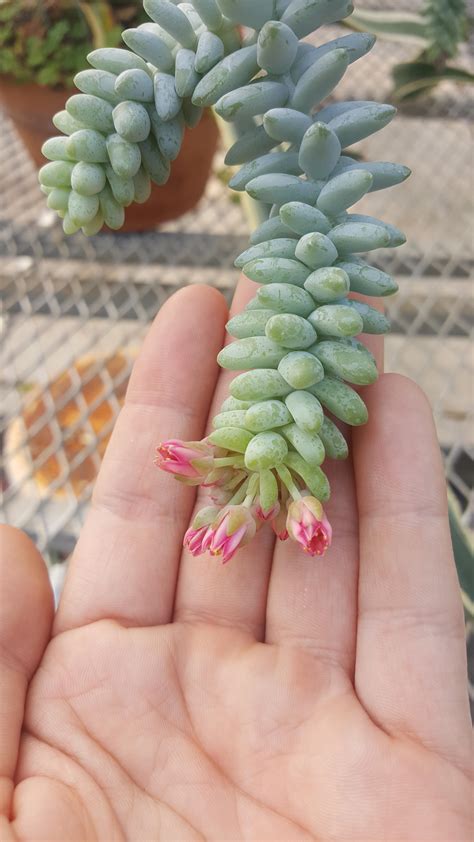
[1,10,473,569]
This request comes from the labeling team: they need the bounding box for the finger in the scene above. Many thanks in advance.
[354,374,471,773]
[265,298,384,674]
[203,275,261,438]
[174,285,384,643]
[55,285,228,634]
[174,276,275,639]
[265,445,359,676]
[0,527,53,816]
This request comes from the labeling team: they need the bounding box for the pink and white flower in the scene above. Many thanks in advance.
[155,439,214,484]
[183,506,220,556]
[208,506,257,564]
[184,525,212,556]
[286,497,332,557]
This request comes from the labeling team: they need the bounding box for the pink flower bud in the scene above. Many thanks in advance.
[155,439,214,483]
[183,506,220,557]
[272,506,289,541]
[184,525,212,556]
[208,505,257,564]
[286,497,332,557]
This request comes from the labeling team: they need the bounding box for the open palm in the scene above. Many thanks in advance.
[2,282,472,841]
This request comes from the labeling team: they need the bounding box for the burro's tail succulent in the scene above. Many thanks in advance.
[40,0,410,561]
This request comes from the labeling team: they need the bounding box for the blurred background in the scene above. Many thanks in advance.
[0,0,472,699]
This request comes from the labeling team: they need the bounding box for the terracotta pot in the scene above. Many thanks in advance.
[0,76,219,231]
[121,108,219,232]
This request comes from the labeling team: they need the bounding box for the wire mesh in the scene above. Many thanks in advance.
[1,15,473,563]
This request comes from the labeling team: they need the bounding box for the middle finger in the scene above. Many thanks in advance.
[265,299,385,676]
[173,276,275,639]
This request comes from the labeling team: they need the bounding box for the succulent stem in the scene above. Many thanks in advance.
[40,0,410,561]
[276,465,302,501]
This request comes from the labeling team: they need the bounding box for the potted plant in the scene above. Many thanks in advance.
[0,0,218,229]
[38,0,412,558]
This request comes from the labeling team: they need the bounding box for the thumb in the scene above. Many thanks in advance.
[0,526,53,817]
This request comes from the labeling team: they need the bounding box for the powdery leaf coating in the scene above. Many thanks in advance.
[217,336,288,370]
[226,310,275,339]
[230,151,301,193]
[243,257,312,287]
[216,0,275,29]
[66,94,115,133]
[244,431,289,472]
[113,100,151,142]
[311,377,368,426]
[280,201,332,236]
[257,283,315,317]
[213,410,250,430]
[304,266,350,303]
[307,304,364,338]
[235,237,298,268]
[115,69,154,102]
[266,313,317,350]
[66,130,108,163]
[245,401,293,433]
[317,169,373,216]
[230,370,293,402]
[311,340,378,386]
[71,161,106,195]
[281,423,325,466]
[41,136,75,162]
[291,48,350,112]
[319,416,349,460]
[257,21,299,75]
[295,232,339,270]
[285,390,324,434]
[278,352,325,390]
[263,108,312,145]
[121,27,175,72]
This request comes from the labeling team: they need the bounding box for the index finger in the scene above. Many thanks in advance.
[54,284,228,634]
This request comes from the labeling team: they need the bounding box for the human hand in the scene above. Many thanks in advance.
[1,280,472,841]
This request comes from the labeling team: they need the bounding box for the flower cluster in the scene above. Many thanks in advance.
[156,440,332,562]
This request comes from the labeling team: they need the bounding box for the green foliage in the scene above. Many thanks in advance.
[0,1,145,87]
[345,8,429,47]
[423,0,469,60]
[345,1,473,101]
[392,60,474,101]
